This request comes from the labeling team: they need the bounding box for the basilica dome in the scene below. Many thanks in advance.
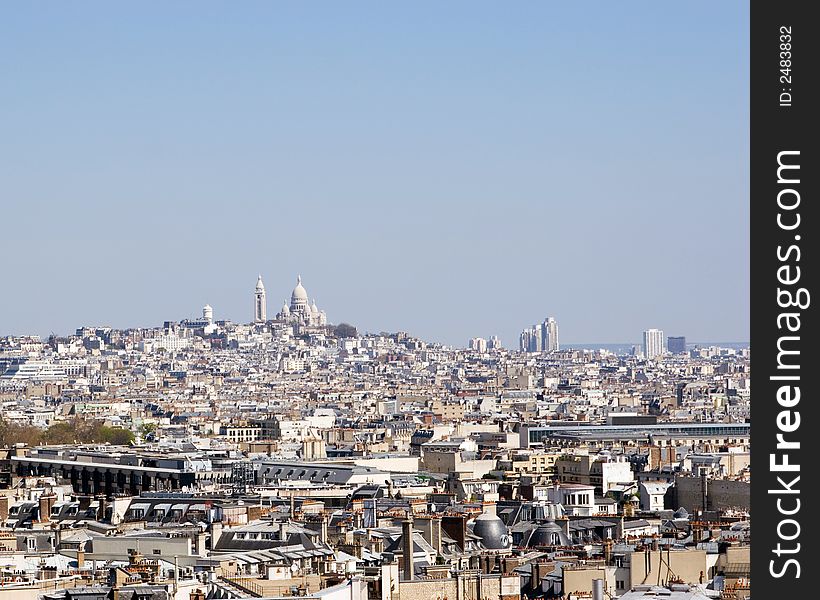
[291,276,308,304]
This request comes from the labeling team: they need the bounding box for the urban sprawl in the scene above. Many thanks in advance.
[0,276,751,600]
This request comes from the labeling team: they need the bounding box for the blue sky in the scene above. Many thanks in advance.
[0,1,749,346]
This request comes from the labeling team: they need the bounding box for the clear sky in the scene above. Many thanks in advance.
[0,1,749,347]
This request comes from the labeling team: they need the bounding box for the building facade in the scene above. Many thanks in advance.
[642,329,665,359]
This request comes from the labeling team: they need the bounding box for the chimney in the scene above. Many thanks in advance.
[701,473,708,513]
[592,579,604,600]
[39,494,57,522]
[195,531,208,556]
[401,517,414,581]
[210,521,223,550]
[320,514,329,544]
[280,521,289,541]
[0,496,9,522]
[441,515,467,551]
[604,539,613,565]
[98,495,109,522]
[430,517,442,556]
[532,561,550,589]
[557,516,570,537]
[77,548,85,568]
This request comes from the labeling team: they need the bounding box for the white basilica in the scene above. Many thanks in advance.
[254,275,327,327]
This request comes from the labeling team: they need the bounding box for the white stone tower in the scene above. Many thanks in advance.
[254,275,267,322]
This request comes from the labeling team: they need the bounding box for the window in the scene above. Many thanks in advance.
[616,581,625,590]
[153,549,162,555]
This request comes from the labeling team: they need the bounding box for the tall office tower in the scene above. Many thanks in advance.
[643,328,665,359]
[520,327,536,352]
[469,337,488,352]
[541,317,559,352]
[203,304,213,325]
[254,275,267,322]
[519,329,528,352]
[667,336,686,354]
[488,335,502,350]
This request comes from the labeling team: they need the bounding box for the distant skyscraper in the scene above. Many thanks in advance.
[203,304,213,325]
[542,317,559,352]
[488,335,502,350]
[520,326,538,352]
[468,337,488,352]
[254,275,267,322]
[643,328,665,359]
[667,336,686,354]
[520,317,559,353]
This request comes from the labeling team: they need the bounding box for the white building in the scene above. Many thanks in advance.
[468,337,488,352]
[542,483,596,516]
[276,276,327,327]
[254,275,267,322]
[639,481,671,512]
[520,317,559,353]
[642,328,665,359]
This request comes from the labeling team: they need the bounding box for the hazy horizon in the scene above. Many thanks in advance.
[1,1,750,348]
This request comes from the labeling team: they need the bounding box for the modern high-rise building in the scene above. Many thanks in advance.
[667,336,686,354]
[520,327,538,352]
[542,317,559,352]
[468,337,488,352]
[254,275,267,322]
[643,328,665,359]
[520,317,559,353]
[488,335,502,350]
[203,304,213,325]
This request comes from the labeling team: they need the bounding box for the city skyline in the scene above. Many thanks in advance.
[1,1,749,347]
[3,271,746,349]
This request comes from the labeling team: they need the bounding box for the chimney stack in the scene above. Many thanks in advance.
[604,539,613,565]
[321,513,329,544]
[616,515,625,540]
[592,579,604,600]
[39,493,57,522]
[402,517,414,581]
[431,516,442,556]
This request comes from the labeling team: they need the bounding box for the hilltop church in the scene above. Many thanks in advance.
[253,275,327,327]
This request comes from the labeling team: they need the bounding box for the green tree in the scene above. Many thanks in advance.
[138,422,157,439]
[42,421,77,444]
[0,419,43,446]
[333,323,358,338]
[99,427,135,445]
